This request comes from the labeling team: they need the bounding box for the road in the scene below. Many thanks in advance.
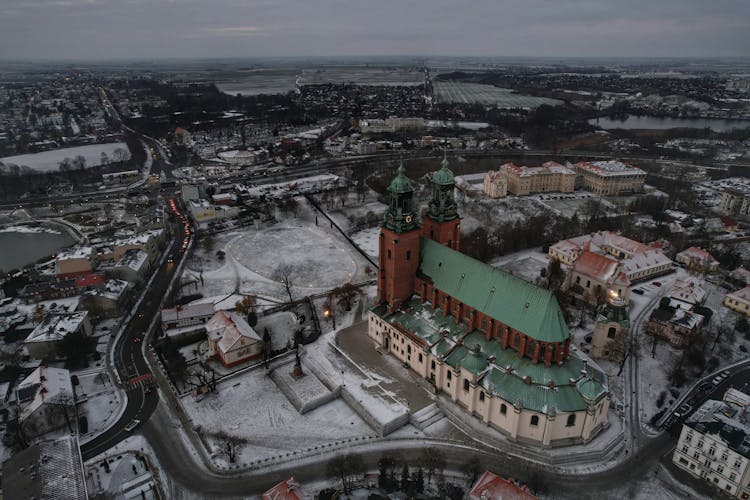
[80,201,190,460]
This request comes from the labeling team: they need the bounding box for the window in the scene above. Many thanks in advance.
[530,415,539,426]
[479,392,485,402]
[500,404,507,415]
[566,414,576,427]
[463,379,470,391]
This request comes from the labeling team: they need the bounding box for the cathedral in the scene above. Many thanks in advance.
[367,156,611,447]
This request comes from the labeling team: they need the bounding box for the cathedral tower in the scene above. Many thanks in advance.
[377,162,421,311]
[422,151,461,250]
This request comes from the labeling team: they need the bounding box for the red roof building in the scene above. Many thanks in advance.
[262,477,308,500]
[468,471,538,500]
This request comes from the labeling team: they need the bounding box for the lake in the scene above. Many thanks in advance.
[589,115,750,132]
[0,227,75,272]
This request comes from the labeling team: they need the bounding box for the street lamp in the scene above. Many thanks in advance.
[323,304,336,330]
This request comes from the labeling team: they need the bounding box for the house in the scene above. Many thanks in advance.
[468,470,538,500]
[725,287,750,317]
[205,310,263,367]
[1,435,87,500]
[55,246,95,278]
[24,311,92,359]
[645,302,705,347]
[161,302,215,330]
[676,247,719,272]
[673,388,750,499]
[15,366,75,438]
[262,477,309,500]
[83,279,131,318]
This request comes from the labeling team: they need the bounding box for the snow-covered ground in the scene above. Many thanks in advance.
[0,142,131,172]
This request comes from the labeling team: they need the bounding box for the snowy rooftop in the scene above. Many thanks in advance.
[57,246,94,261]
[26,311,88,343]
[500,161,575,177]
[573,160,646,177]
[16,365,74,421]
[1,435,87,500]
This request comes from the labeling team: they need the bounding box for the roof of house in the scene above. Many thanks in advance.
[16,365,74,421]
[468,471,538,500]
[206,310,261,354]
[26,311,89,344]
[262,477,309,500]
[161,302,215,323]
[2,435,87,500]
[419,237,569,344]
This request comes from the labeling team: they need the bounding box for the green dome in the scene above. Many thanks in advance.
[432,152,455,186]
[388,161,414,193]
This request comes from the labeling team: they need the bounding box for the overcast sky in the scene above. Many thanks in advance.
[1,0,749,60]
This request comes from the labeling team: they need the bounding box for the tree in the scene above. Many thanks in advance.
[334,282,360,311]
[59,330,96,369]
[420,447,445,484]
[210,431,248,463]
[272,262,296,304]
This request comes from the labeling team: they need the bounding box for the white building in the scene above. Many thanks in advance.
[15,366,75,438]
[673,388,750,499]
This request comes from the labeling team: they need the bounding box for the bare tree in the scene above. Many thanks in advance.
[272,262,295,304]
[210,431,248,463]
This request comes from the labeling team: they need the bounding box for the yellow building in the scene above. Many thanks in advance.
[500,161,576,196]
[573,161,646,196]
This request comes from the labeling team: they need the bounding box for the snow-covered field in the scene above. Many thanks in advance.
[0,142,131,172]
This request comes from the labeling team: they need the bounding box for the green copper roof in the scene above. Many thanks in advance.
[432,151,455,186]
[388,161,414,193]
[419,238,570,343]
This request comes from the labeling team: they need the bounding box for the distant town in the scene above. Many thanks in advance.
[0,57,749,499]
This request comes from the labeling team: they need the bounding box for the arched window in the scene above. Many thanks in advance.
[530,415,539,426]
[566,414,576,427]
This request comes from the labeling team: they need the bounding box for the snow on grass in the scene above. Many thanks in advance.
[0,143,131,172]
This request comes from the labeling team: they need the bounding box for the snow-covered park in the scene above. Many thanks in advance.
[0,142,131,173]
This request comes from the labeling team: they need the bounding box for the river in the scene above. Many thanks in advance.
[0,225,76,272]
[589,115,750,132]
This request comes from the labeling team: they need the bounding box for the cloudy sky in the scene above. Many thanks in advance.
[1,0,749,60]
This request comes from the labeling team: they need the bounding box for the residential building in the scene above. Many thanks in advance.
[161,302,215,330]
[14,366,75,438]
[645,302,705,347]
[468,471,538,500]
[572,160,647,196]
[369,160,610,448]
[55,246,95,278]
[725,287,750,317]
[25,311,92,359]
[676,246,719,272]
[205,310,263,367]
[722,186,750,218]
[500,161,576,196]
[673,388,750,499]
[1,435,87,500]
[262,477,309,500]
[482,170,508,198]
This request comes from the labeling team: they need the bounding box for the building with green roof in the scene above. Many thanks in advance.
[370,158,611,447]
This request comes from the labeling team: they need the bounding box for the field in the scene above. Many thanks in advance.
[0,142,131,172]
[434,81,561,108]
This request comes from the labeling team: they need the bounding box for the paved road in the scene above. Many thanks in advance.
[81,204,189,460]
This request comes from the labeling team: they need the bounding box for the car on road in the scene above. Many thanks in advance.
[633,289,645,295]
[124,419,140,431]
